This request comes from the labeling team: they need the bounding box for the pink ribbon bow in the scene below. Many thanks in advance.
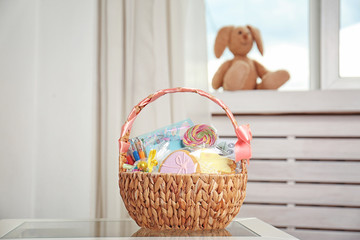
[234,124,252,164]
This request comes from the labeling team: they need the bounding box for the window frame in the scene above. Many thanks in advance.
[321,0,360,89]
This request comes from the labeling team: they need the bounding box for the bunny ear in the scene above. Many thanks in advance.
[214,26,234,58]
[247,25,264,56]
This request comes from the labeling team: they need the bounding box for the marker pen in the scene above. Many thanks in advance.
[129,139,140,161]
[135,138,146,159]
[126,149,135,165]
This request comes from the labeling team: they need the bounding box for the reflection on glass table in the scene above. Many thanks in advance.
[0,218,298,239]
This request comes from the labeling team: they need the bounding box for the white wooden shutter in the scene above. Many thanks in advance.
[211,90,360,240]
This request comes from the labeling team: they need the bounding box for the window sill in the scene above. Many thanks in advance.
[211,90,360,115]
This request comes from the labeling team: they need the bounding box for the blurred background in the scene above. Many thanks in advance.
[1,0,359,239]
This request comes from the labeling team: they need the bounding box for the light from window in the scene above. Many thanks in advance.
[205,0,309,91]
[340,0,360,78]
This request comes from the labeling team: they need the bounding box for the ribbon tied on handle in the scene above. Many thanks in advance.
[119,140,130,155]
[234,124,252,164]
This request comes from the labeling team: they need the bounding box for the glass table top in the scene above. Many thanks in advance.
[1,220,259,238]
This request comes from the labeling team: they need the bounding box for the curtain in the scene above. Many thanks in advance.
[96,0,209,218]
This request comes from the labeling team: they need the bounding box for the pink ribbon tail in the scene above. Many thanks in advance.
[119,140,130,154]
[234,125,252,164]
[235,140,252,164]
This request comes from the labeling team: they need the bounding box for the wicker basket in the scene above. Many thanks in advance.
[118,87,250,230]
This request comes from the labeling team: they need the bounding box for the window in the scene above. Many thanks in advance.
[205,0,360,91]
[205,0,309,91]
[339,0,360,78]
[322,0,360,89]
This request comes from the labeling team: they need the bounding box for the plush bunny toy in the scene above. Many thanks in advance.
[212,25,290,90]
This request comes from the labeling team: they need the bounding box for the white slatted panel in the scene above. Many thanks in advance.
[214,115,360,137]
[223,137,360,160]
[246,182,360,206]
[211,92,360,240]
[246,160,360,183]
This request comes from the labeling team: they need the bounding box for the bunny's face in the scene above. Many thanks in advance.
[214,25,264,58]
[228,26,254,56]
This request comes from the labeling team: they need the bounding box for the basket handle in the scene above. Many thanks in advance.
[118,87,252,172]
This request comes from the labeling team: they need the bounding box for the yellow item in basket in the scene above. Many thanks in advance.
[147,149,158,173]
[198,152,236,174]
[137,160,148,171]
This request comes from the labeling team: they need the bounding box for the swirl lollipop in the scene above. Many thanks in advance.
[183,124,217,148]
